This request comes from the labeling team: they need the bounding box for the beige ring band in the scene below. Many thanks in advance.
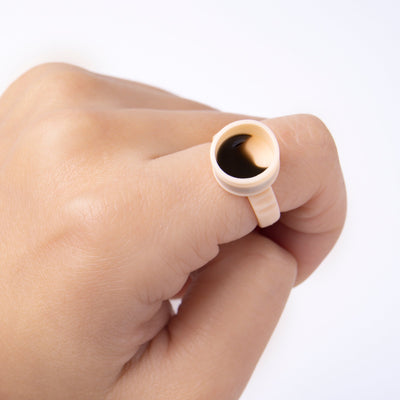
[248,186,280,228]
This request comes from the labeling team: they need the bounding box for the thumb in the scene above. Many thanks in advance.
[113,233,297,400]
[167,233,297,399]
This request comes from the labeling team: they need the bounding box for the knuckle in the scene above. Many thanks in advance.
[44,69,92,101]
[29,109,106,159]
[63,193,115,247]
[43,108,103,133]
[21,62,96,102]
[23,62,75,78]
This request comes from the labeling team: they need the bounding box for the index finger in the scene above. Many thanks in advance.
[148,114,346,288]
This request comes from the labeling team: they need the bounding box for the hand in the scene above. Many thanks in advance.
[0,63,346,400]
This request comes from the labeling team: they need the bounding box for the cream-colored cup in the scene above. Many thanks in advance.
[210,119,280,227]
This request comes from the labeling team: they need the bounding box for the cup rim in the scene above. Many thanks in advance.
[210,119,280,195]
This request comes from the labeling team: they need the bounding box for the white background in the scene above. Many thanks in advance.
[1,0,399,399]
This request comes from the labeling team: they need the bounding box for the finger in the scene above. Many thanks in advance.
[145,114,345,289]
[111,233,296,400]
[258,115,347,283]
[121,142,258,302]
[98,72,215,111]
[103,109,261,157]
[259,203,345,285]
[147,112,342,212]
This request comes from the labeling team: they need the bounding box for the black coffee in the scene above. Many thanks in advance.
[217,134,266,178]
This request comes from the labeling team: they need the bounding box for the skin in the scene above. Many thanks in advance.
[0,63,346,400]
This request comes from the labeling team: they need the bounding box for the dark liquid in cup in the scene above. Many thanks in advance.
[216,134,266,178]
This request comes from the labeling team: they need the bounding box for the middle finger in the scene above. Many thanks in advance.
[106,108,262,157]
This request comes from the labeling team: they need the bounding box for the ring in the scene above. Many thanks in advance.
[210,119,280,228]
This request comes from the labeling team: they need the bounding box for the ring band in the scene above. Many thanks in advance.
[210,119,280,228]
[248,186,280,228]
